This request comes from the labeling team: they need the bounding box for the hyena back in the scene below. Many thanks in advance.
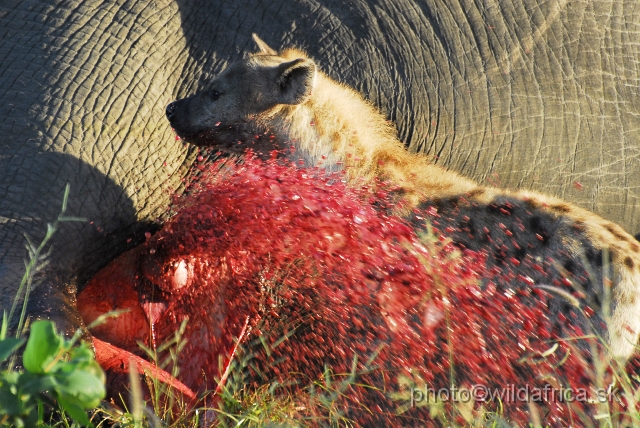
[167,35,640,361]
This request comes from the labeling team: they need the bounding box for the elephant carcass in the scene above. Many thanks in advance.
[2,0,639,340]
[0,0,194,333]
[77,158,616,426]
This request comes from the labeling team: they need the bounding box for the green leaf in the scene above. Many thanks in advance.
[56,396,92,427]
[0,386,25,415]
[10,417,25,428]
[55,369,106,409]
[68,344,97,364]
[0,338,25,363]
[22,321,63,374]
[55,351,105,382]
[16,372,58,396]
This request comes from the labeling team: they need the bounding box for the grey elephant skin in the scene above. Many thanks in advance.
[1,0,639,332]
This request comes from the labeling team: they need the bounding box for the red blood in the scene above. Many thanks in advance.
[78,154,621,426]
[93,337,196,403]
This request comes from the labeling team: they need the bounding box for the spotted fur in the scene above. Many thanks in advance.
[167,35,640,361]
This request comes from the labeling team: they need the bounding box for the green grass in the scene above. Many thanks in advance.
[5,184,640,427]
[0,184,103,427]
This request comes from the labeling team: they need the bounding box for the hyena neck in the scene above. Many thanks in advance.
[266,71,480,206]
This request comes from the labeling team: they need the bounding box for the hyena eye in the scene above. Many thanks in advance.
[211,90,220,101]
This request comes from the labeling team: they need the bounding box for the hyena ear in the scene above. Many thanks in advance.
[275,58,316,105]
[252,34,277,55]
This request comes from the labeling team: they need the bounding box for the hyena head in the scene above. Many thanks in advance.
[166,35,316,153]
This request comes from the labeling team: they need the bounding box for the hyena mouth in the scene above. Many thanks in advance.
[175,121,287,154]
[172,126,236,147]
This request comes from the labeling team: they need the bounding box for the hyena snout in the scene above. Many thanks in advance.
[166,98,189,122]
[166,97,192,136]
[165,101,177,120]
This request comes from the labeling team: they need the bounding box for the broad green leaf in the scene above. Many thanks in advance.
[21,406,39,428]
[70,344,94,360]
[22,321,63,374]
[56,396,92,427]
[16,372,58,396]
[0,338,25,363]
[54,357,105,386]
[55,370,106,408]
[8,417,25,428]
[0,370,19,386]
[0,386,25,415]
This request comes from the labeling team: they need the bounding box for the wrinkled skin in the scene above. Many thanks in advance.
[168,0,640,231]
[1,0,191,334]
[2,1,640,332]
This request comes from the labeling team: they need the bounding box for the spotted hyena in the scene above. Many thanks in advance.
[166,35,640,361]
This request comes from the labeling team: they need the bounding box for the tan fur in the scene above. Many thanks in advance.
[261,45,640,361]
[168,36,640,361]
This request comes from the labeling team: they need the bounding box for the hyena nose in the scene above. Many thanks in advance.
[166,102,176,119]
